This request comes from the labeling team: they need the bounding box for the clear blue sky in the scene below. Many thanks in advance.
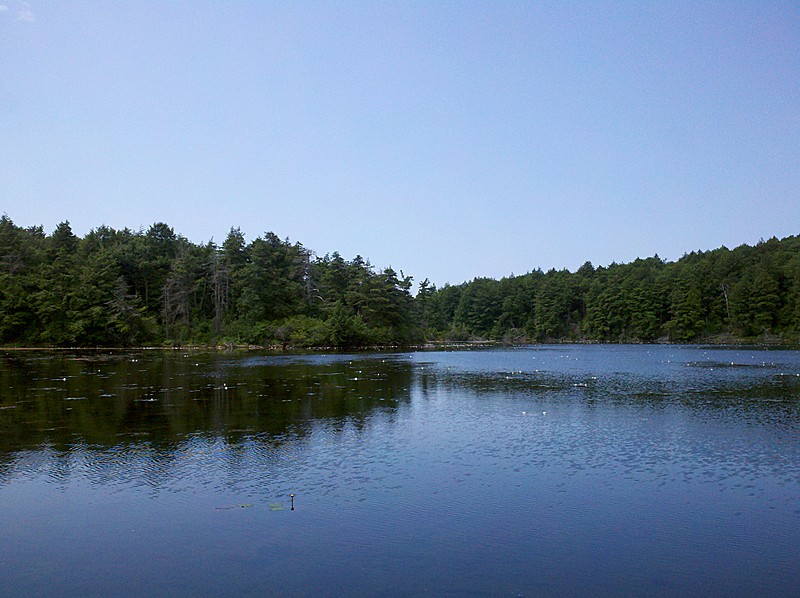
[2,1,798,287]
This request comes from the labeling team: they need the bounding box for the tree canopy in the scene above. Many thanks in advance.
[1,214,798,347]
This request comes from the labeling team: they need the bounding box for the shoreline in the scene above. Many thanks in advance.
[2,336,796,353]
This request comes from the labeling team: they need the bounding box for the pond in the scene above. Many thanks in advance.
[2,345,799,596]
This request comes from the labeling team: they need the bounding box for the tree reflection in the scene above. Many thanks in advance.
[0,351,413,461]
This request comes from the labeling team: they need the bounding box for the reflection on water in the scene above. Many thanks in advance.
[1,345,800,596]
[1,351,411,448]
[0,352,412,500]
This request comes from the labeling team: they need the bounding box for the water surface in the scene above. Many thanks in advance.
[2,345,799,596]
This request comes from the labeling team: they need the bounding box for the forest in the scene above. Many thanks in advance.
[1,214,799,347]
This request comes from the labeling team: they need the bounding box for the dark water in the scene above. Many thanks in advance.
[1,345,799,596]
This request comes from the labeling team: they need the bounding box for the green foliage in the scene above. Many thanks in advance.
[0,216,421,348]
[426,237,800,344]
[532,269,583,340]
[454,278,502,338]
[0,213,797,347]
[423,283,464,333]
[249,316,329,348]
[325,301,369,347]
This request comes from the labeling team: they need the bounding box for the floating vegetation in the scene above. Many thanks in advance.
[686,360,775,369]
[213,502,289,511]
[215,503,254,511]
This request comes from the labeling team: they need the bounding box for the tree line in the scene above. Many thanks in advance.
[422,236,800,343]
[1,214,799,347]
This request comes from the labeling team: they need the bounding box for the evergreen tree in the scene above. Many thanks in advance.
[0,213,797,347]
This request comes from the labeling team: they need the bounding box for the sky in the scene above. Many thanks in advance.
[1,1,798,288]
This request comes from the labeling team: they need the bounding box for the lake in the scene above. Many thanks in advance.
[2,345,799,596]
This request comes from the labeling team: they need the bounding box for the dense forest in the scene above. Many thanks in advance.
[1,214,799,347]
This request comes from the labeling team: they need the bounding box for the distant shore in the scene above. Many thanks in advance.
[3,335,796,353]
